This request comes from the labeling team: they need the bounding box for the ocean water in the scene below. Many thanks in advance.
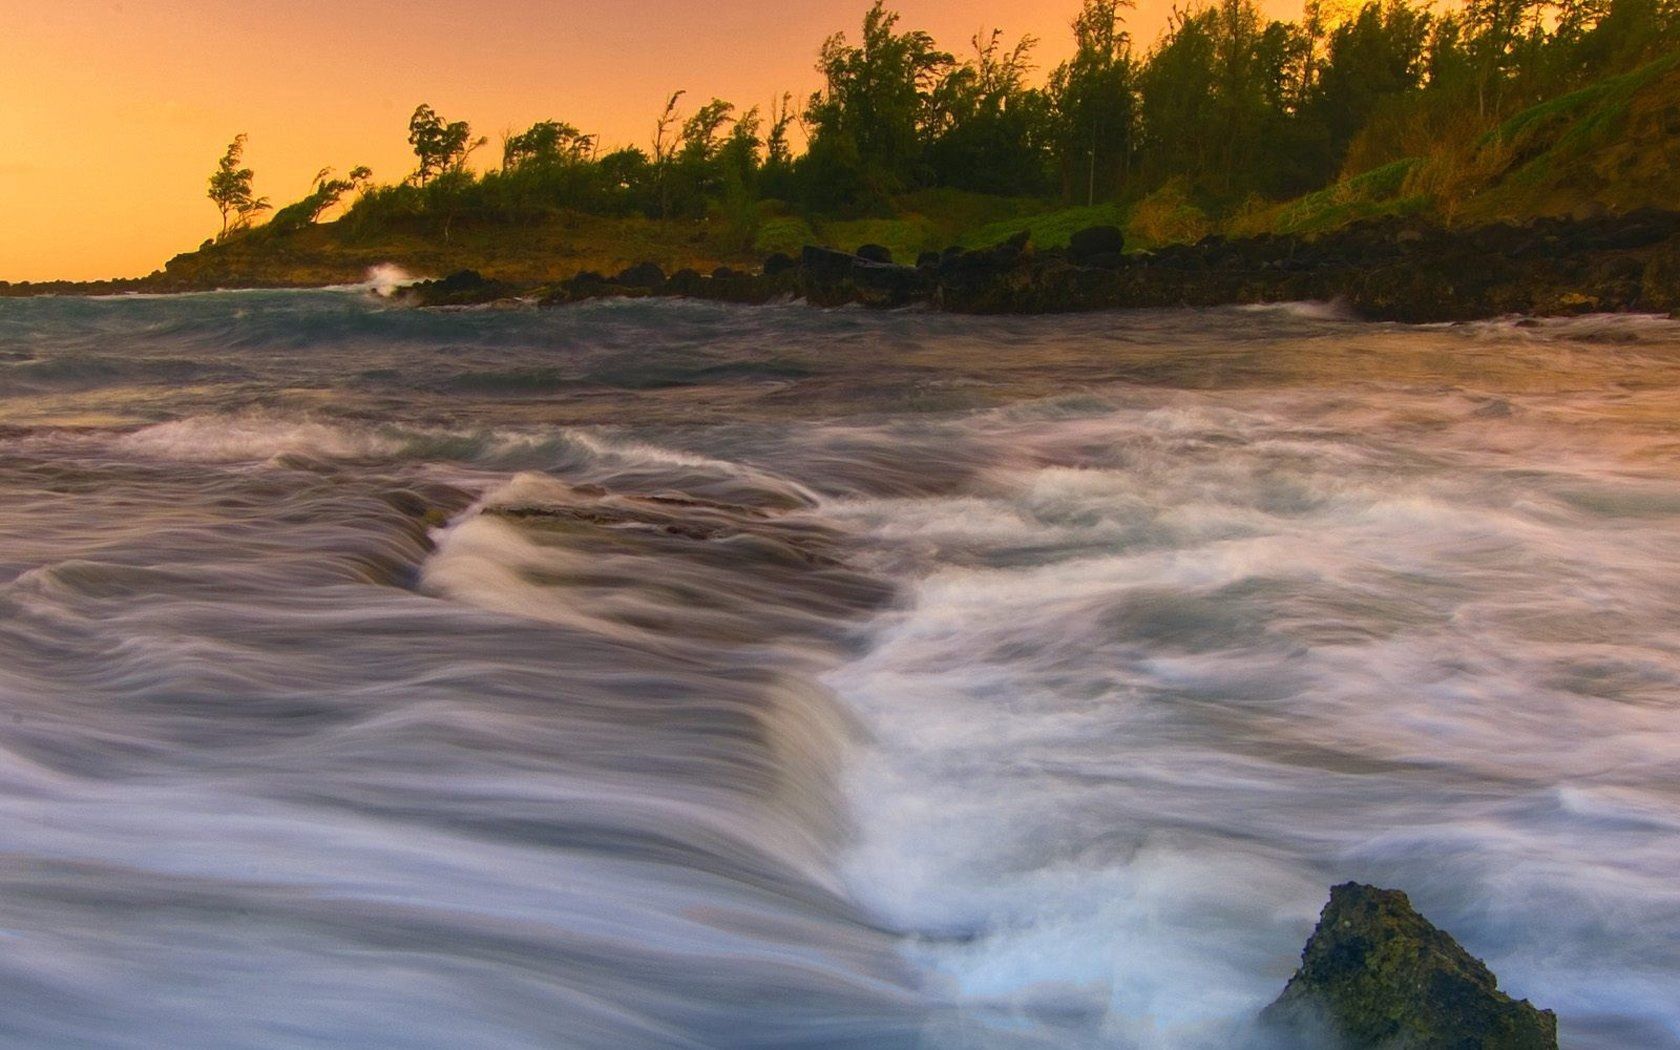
[1,290,1677,1048]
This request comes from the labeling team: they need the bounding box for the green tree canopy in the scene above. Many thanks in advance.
[206,134,270,240]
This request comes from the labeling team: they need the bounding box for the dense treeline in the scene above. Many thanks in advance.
[229,0,1680,244]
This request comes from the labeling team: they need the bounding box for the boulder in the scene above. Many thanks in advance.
[409,269,516,307]
[848,260,928,308]
[1261,883,1557,1050]
[762,252,797,276]
[1069,224,1126,263]
[801,245,857,284]
[665,268,704,296]
[614,261,666,290]
[856,243,894,264]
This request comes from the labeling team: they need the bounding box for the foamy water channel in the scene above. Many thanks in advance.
[0,291,1677,1047]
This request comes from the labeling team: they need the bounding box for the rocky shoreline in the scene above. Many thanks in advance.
[396,209,1680,323]
[6,209,1678,323]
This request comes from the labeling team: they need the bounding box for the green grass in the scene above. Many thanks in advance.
[813,215,944,261]
[751,215,819,256]
[958,202,1129,249]
[1488,50,1680,201]
[1237,159,1429,236]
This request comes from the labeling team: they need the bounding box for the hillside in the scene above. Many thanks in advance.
[11,49,1674,299]
[1235,52,1680,237]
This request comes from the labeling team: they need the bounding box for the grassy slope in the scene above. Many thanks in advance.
[1235,51,1680,236]
[164,212,763,288]
[164,188,1071,287]
[1460,50,1680,220]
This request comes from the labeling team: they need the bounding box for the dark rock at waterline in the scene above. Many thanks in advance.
[1068,224,1126,263]
[797,246,929,308]
[405,269,519,307]
[614,261,666,290]
[800,245,857,284]
[1262,883,1558,1050]
[856,243,894,264]
[387,208,1680,322]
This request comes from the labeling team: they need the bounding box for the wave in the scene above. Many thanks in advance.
[1234,298,1360,322]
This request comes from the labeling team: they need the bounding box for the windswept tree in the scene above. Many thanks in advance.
[407,104,486,185]
[651,91,687,218]
[761,92,799,198]
[1309,1,1432,172]
[802,1,955,205]
[267,165,373,234]
[502,120,594,171]
[207,134,270,239]
[1049,0,1138,202]
[926,28,1051,195]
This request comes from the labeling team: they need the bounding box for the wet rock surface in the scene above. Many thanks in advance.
[14,209,1680,323]
[389,208,1680,322]
[1261,883,1558,1050]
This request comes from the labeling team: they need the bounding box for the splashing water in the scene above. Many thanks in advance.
[364,263,422,297]
[1,290,1678,1048]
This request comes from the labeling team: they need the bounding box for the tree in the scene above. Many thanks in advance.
[267,165,373,234]
[1049,0,1138,202]
[207,134,270,240]
[927,29,1053,195]
[760,92,799,199]
[802,1,955,206]
[1137,0,1314,198]
[1460,0,1550,116]
[407,104,485,185]
[1309,1,1432,172]
[651,91,687,218]
[502,120,593,171]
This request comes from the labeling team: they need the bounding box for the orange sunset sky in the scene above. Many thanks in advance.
[1,0,1300,282]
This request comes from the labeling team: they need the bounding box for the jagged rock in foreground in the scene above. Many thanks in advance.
[1262,883,1557,1050]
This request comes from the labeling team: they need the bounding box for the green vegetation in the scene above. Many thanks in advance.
[206,135,269,241]
[179,0,1680,284]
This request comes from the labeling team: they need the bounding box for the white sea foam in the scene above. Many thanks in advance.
[819,393,1680,1049]
[115,416,403,463]
[6,294,1680,1048]
[365,263,422,296]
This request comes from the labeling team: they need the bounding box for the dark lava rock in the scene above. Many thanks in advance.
[666,268,704,295]
[856,243,894,264]
[1069,225,1126,263]
[801,245,857,283]
[848,260,928,308]
[614,261,666,290]
[408,269,516,307]
[1261,883,1557,1050]
[762,252,797,276]
[916,251,942,270]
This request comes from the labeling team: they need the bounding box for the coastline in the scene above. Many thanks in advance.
[8,209,1678,325]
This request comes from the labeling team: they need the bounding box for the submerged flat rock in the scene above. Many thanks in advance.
[1262,883,1558,1050]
